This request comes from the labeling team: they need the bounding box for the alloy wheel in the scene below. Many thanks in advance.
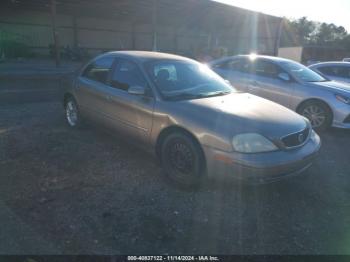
[66,100,78,127]
[166,138,195,180]
[301,105,326,128]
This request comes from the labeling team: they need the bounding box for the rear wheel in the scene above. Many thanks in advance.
[64,97,83,128]
[161,132,205,188]
[298,101,332,130]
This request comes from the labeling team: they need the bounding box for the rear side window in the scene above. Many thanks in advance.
[318,66,350,78]
[214,58,250,73]
[82,56,114,84]
[110,59,148,91]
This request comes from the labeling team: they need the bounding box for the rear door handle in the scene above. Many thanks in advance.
[248,81,260,89]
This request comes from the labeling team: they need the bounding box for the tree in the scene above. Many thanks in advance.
[291,17,317,44]
[340,34,350,49]
[280,17,316,46]
[280,17,349,50]
[313,23,348,46]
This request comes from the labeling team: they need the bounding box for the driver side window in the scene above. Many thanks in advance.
[251,60,283,79]
[319,66,350,78]
[110,59,149,92]
[154,64,177,81]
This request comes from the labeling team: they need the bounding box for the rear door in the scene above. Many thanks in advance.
[212,58,252,91]
[75,56,115,124]
[102,58,155,146]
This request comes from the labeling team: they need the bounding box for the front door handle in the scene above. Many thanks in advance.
[105,95,112,101]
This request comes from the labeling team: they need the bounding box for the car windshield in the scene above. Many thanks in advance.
[145,60,235,100]
[280,60,328,82]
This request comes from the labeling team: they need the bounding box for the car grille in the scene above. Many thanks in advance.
[281,127,310,148]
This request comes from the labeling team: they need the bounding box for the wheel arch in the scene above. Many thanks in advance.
[296,98,334,122]
[63,92,75,107]
[155,125,206,166]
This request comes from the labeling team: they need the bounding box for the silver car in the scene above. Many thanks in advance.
[210,55,350,130]
[309,62,350,84]
[63,51,320,187]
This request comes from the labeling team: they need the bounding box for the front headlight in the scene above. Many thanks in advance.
[232,133,278,153]
[311,129,318,139]
[335,94,350,105]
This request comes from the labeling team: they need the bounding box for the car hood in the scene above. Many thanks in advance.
[308,80,350,93]
[179,92,307,140]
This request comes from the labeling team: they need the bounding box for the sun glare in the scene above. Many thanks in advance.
[249,53,257,60]
[214,0,350,31]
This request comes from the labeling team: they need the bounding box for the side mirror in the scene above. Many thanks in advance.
[224,79,231,85]
[278,73,291,82]
[128,85,146,96]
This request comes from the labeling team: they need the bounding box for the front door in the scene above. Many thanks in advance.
[248,59,293,108]
[103,58,155,146]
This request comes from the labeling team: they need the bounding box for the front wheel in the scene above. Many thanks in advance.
[161,132,205,188]
[298,101,332,130]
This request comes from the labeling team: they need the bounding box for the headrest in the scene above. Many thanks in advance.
[156,69,170,80]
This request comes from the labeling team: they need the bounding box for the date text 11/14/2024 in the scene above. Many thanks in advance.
[127,256,220,261]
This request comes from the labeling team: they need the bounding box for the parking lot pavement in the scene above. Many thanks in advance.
[0,101,350,255]
[0,201,59,254]
[0,59,81,105]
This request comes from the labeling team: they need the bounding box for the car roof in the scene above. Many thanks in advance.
[210,54,295,65]
[309,61,350,68]
[103,50,194,63]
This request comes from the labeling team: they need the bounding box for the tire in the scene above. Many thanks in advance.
[64,96,83,128]
[160,132,205,188]
[298,101,332,131]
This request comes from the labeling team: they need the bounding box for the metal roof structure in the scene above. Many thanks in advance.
[0,0,282,66]
[0,0,281,30]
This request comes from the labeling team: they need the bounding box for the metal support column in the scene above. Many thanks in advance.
[50,0,60,67]
[274,18,284,56]
[152,0,158,51]
[72,15,78,48]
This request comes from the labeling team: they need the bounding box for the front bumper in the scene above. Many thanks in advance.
[332,102,350,129]
[203,131,321,184]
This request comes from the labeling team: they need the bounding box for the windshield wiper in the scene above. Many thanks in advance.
[166,93,204,101]
[202,91,231,97]
[167,91,231,101]
[307,79,329,83]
